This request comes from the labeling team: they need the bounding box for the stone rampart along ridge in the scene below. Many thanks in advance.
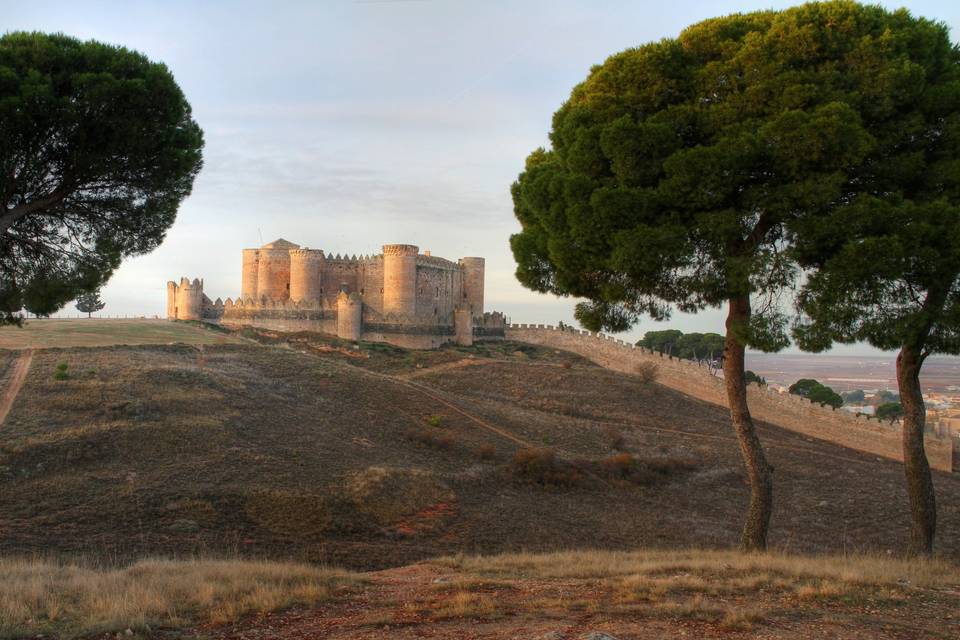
[167,238,503,349]
[505,325,955,473]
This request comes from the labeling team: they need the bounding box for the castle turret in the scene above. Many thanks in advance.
[454,306,473,346]
[166,281,177,319]
[256,238,299,302]
[337,289,363,342]
[459,256,485,319]
[382,244,418,317]
[289,249,324,304]
[173,277,204,321]
[241,249,260,301]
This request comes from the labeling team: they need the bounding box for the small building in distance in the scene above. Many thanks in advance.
[167,238,505,349]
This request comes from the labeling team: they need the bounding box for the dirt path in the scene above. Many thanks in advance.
[311,352,536,449]
[0,349,32,425]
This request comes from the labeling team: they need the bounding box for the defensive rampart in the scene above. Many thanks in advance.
[506,325,955,473]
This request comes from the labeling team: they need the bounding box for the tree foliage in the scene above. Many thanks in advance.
[877,402,905,423]
[744,370,766,386]
[788,378,843,408]
[636,329,723,360]
[75,289,105,316]
[510,2,902,348]
[841,389,865,404]
[0,32,203,324]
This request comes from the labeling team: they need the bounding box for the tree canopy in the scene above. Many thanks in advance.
[877,402,905,423]
[0,32,203,323]
[637,329,722,360]
[788,378,843,408]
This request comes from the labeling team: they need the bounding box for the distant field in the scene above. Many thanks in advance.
[0,319,244,349]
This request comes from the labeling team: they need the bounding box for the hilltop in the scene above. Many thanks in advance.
[0,320,958,570]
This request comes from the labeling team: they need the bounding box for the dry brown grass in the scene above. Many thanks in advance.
[432,549,959,633]
[0,557,358,639]
[434,548,959,588]
[0,319,244,349]
[431,591,500,620]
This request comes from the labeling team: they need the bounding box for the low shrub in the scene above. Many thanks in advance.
[56,361,69,372]
[476,444,497,461]
[636,361,659,384]
[405,427,454,450]
[594,453,699,485]
[427,414,446,428]
[599,453,637,478]
[509,448,582,488]
[603,426,626,451]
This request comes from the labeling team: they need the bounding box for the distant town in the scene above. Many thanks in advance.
[747,352,960,439]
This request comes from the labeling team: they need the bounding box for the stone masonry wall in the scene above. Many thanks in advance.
[506,325,955,473]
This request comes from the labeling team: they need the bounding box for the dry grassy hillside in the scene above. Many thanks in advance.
[0,327,958,571]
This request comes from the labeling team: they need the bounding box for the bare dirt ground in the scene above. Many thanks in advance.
[0,349,32,424]
[0,327,957,570]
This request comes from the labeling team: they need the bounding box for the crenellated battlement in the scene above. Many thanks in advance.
[505,324,955,472]
[383,243,419,257]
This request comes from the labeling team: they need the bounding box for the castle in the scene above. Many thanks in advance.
[167,239,505,348]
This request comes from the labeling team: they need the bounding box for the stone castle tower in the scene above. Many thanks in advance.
[168,239,504,349]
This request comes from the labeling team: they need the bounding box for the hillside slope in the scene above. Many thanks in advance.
[0,331,958,568]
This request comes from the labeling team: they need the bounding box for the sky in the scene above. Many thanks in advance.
[4,0,959,355]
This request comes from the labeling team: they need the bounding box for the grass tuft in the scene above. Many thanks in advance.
[0,557,357,640]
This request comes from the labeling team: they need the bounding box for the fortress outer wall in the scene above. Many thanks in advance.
[505,325,954,473]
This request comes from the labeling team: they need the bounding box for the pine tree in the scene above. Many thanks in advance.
[75,290,106,318]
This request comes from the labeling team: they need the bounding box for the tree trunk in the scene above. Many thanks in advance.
[724,295,773,552]
[896,345,936,555]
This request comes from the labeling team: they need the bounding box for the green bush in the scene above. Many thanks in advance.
[56,361,69,372]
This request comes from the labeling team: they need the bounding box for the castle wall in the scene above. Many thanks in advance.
[289,249,324,303]
[415,259,459,325]
[241,249,260,301]
[359,257,385,315]
[257,248,292,301]
[383,244,418,317]
[505,325,955,473]
[460,257,485,318]
[321,258,361,304]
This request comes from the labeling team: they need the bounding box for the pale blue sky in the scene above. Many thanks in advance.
[4,0,959,354]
